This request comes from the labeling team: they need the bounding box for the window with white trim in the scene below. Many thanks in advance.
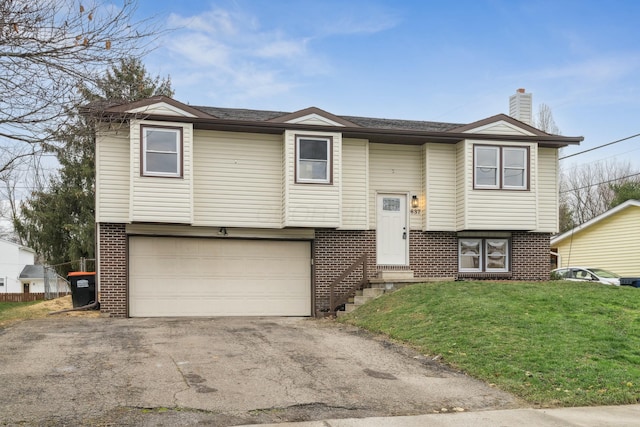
[474,145,528,190]
[458,238,510,272]
[502,147,527,188]
[296,136,331,183]
[0,278,4,287]
[142,126,182,177]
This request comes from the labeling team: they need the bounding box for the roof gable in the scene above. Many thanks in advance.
[268,107,360,127]
[551,199,640,245]
[103,96,215,119]
[450,114,549,137]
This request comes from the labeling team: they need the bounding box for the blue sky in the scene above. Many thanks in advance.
[134,0,640,171]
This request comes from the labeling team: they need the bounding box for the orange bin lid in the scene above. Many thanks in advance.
[68,271,96,277]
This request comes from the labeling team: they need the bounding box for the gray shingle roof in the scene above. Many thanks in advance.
[19,264,45,279]
[193,106,463,132]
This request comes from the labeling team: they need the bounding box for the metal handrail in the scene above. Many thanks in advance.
[327,252,369,316]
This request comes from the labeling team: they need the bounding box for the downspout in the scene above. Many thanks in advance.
[49,300,100,315]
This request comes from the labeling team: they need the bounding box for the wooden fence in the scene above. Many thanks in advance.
[0,292,71,303]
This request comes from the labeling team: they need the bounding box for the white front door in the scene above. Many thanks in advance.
[376,194,408,265]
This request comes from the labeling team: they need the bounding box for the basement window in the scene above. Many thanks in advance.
[459,238,510,272]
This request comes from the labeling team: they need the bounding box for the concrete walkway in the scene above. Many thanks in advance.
[241,404,640,427]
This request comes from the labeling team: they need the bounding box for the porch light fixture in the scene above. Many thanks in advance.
[411,195,419,209]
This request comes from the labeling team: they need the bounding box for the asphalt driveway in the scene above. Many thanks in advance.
[0,317,520,426]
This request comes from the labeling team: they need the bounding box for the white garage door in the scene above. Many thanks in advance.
[129,236,311,317]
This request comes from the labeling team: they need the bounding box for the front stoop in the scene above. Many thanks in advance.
[376,269,415,280]
[336,273,455,317]
[338,287,385,317]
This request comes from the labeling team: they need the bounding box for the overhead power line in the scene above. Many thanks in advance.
[559,132,640,160]
[559,172,640,194]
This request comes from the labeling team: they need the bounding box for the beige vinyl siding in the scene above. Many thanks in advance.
[458,140,538,231]
[283,130,342,228]
[130,120,193,224]
[463,121,536,136]
[341,138,368,229]
[369,143,422,230]
[127,103,197,117]
[554,206,640,276]
[96,128,130,222]
[193,130,282,228]
[455,142,467,230]
[537,147,559,233]
[424,143,456,231]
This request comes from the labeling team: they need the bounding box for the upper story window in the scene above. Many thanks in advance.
[474,145,528,190]
[141,126,182,177]
[296,136,332,184]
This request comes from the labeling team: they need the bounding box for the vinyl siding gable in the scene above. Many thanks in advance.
[554,206,640,276]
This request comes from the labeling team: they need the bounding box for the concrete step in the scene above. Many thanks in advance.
[344,303,357,313]
[363,287,385,298]
[354,295,374,305]
[377,270,414,280]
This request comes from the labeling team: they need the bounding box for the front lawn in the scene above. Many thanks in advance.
[340,280,640,407]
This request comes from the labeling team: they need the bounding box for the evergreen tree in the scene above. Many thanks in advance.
[16,58,173,270]
[609,181,640,208]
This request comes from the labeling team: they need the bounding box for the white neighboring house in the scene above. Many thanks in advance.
[19,265,70,294]
[0,238,36,293]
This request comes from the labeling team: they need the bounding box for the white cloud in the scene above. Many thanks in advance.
[152,4,397,106]
[532,55,640,83]
[255,39,308,59]
[167,9,238,36]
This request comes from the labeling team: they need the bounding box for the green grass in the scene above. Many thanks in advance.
[340,281,640,407]
[0,301,46,326]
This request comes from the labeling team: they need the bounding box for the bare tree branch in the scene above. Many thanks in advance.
[0,0,161,148]
[560,160,640,227]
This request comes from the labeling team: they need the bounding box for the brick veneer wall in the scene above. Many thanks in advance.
[98,222,127,317]
[511,231,551,280]
[96,225,550,317]
[313,229,376,313]
[313,229,551,314]
[409,231,458,277]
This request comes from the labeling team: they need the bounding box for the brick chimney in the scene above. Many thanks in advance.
[509,88,533,125]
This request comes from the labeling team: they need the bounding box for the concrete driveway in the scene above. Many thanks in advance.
[0,317,520,426]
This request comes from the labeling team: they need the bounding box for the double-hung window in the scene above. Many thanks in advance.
[458,238,510,272]
[474,145,528,190]
[142,126,182,177]
[502,147,527,189]
[296,136,332,184]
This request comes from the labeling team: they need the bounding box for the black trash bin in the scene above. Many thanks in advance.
[68,272,97,308]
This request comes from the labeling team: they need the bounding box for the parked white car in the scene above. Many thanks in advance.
[552,267,621,286]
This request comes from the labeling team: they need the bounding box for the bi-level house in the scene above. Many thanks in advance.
[92,90,582,317]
